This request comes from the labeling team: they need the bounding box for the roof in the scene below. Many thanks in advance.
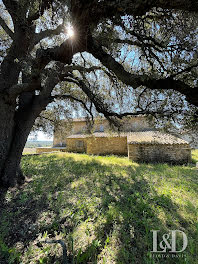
[67,131,189,145]
[67,134,89,138]
[67,132,128,139]
[127,131,189,145]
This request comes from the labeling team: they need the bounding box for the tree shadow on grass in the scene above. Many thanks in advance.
[0,154,197,264]
[77,163,196,264]
[0,187,8,207]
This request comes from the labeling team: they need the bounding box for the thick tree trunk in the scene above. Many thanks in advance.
[0,115,38,187]
[0,90,51,187]
[0,97,16,186]
[1,126,29,187]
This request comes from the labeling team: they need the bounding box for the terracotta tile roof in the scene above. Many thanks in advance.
[127,131,189,145]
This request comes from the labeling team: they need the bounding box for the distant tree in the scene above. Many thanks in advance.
[0,0,198,187]
[28,133,38,141]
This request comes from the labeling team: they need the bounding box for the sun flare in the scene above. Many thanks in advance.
[67,24,75,38]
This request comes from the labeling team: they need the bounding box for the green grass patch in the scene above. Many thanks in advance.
[0,150,197,264]
[192,149,198,164]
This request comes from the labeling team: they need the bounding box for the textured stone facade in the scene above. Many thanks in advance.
[128,143,191,164]
[66,137,87,153]
[86,136,128,155]
[53,116,152,146]
[66,135,128,155]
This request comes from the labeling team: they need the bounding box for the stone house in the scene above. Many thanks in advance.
[37,116,191,164]
[127,131,191,164]
[53,116,151,146]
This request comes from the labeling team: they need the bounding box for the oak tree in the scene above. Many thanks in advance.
[0,0,198,187]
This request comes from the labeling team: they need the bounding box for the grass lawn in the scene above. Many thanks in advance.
[0,150,198,264]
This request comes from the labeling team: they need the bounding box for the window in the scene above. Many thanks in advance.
[60,142,66,147]
[82,126,87,132]
[76,140,84,148]
[57,141,66,147]
[99,125,104,132]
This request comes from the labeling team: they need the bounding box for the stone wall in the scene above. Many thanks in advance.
[36,147,66,154]
[128,143,191,164]
[66,138,87,153]
[53,122,73,146]
[86,136,128,155]
[71,121,87,134]
[53,135,67,146]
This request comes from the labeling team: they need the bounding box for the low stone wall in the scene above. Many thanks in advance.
[86,136,128,155]
[128,143,191,164]
[36,147,66,154]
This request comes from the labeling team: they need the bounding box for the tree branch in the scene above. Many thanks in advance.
[0,16,14,39]
[2,0,20,23]
[90,0,198,19]
[27,0,52,23]
[88,39,198,106]
[110,38,163,52]
[33,36,87,74]
[6,63,101,99]
[63,75,180,122]
[7,82,41,98]
[51,94,93,119]
[170,62,198,78]
[33,24,64,45]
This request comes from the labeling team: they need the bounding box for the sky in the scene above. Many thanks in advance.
[37,131,53,141]
[28,131,53,141]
